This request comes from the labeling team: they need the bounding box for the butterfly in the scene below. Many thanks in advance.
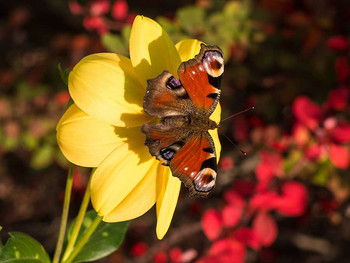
[141,43,224,197]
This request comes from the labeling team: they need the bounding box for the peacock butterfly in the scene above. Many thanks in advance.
[141,43,224,197]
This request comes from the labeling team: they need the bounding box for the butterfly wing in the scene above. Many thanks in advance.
[178,44,224,116]
[169,132,217,197]
[143,71,193,118]
[142,121,217,197]
[143,44,224,118]
[141,117,192,165]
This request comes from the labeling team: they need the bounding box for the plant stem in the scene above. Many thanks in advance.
[62,170,94,261]
[53,163,75,263]
[63,215,102,263]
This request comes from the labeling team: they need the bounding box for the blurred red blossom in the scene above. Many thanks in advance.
[169,247,182,263]
[69,0,131,34]
[256,151,283,189]
[252,212,277,247]
[89,0,110,16]
[327,36,348,52]
[131,242,148,257]
[232,227,260,250]
[83,16,108,34]
[274,181,308,216]
[198,238,246,263]
[219,156,234,171]
[112,0,128,20]
[201,209,222,241]
[69,1,84,15]
[292,95,350,169]
[153,251,168,263]
[200,142,309,263]
[326,87,349,111]
[335,57,350,84]
[222,205,242,227]
[55,91,70,106]
[293,96,322,130]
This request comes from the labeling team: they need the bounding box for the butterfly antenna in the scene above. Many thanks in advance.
[220,106,255,123]
[220,132,247,156]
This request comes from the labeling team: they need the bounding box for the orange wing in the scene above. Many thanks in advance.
[178,44,224,115]
[143,71,193,118]
[169,132,217,197]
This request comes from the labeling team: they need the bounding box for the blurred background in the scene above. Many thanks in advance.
[1,0,350,262]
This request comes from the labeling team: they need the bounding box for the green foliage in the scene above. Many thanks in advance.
[58,64,70,87]
[66,210,128,263]
[101,25,131,56]
[30,144,56,170]
[177,6,206,36]
[0,232,50,263]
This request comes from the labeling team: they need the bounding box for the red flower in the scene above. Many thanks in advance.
[231,179,255,197]
[292,123,310,147]
[293,96,322,130]
[250,192,281,212]
[169,247,182,263]
[154,251,168,263]
[329,143,349,169]
[69,1,84,15]
[219,156,234,171]
[131,242,148,257]
[202,209,222,240]
[232,227,260,250]
[327,87,349,111]
[222,205,242,228]
[199,238,246,263]
[335,57,350,84]
[83,16,108,34]
[250,181,308,217]
[256,151,283,190]
[327,36,349,52]
[274,181,308,217]
[55,91,70,106]
[252,212,278,247]
[224,190,245,208]
[292,96,350,169]
[89,0,110,16]
[112,0,128,20]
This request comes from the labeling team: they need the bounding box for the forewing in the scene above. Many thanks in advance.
[143,71,193,118]
[178,44,224,116]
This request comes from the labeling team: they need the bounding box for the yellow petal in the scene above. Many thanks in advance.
[175,39,203,62]
[130,16,181,84]
[209,103,222,161]
[209,128,221,162]
[56,104,121,167]
[156,166,181,239]
[211,102,221,124]
[102,160,160,222]
[69,53,152,127]
[91,142,154,217]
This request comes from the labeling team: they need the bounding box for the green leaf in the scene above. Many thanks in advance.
[177,6,205,35]
[101,33,127,56]
[67,210,128,263]
[30,145,55,169]
[0,232,50,263]
[58,64,70,86]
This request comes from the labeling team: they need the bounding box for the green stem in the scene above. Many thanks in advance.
[62,215,102,263]
[62,170,94,261]
[53,163,75,263]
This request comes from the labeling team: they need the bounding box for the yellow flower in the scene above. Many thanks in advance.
[56,16,221,239]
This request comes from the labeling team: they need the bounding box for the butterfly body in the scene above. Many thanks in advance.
[141,44,223,197]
